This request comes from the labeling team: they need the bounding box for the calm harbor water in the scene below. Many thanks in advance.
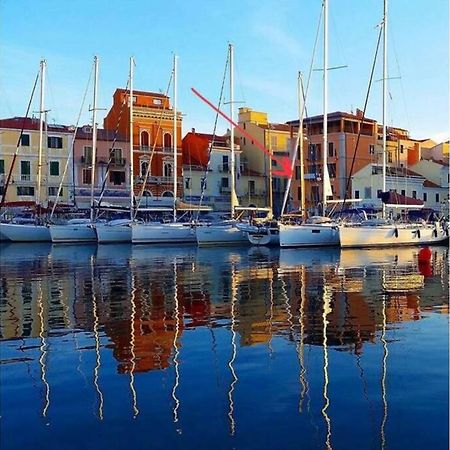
[0,243,448,450]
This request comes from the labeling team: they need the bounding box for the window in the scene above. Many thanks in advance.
[412,190,417,199]
[50,161,59,176]
[21,160,31,180]
[369,144,375,155]
[83,146,92,163]
[248,180,255,195]
[163,162,173,178]
[328,142,334,157]
[387,152,393,163]
[243,137,246,146]
[308,143,321,161]
[295,166,301,180]
[153,98,162,105]
[297,186,302,201]
[17,186,34,196]
[109,148,123,164]
[423,192,427,202]
[222,155,229,172]
[327,163,336,178]
[200,177,207,190]
[400,145,404,154]
[185,177,191,189]
[401,189,405,196]
[436,193,440,203]
[270,136,277,149]
[163,133,172,149]
[82,168,92,184]
[355,190,360,199]
[377,189,382,198]
[48,136,63,149]
[221,177,229,188]
[20,134,30,146]
[48,187,62,196]
[0,159,4,174]
[141,130,150,148]
[109,171,125,186]
[140,161,149,177]
[364,187,372,199]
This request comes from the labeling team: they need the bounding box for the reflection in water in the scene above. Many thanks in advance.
[0,243,448,449]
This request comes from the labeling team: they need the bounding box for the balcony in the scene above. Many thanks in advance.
[218,164,230,173]
[135,175,181,185]
[220,186,231,194]
[111,157,126,166]
[81,156,94,164]
[20,174,31,181]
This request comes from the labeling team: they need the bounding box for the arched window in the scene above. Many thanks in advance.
[163,162,173,178]
[143,190,152,197]
[163,132,172,149]
[162,191,174,197]
[140,160,149,177]
[141,130,150,149]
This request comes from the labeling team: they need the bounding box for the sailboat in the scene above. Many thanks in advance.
[279,0,340,248]
[338,0,448,248]
[0,60,52,242]
[196,44,248,246]
[96,56,135,243]
[50,56,100,243]
[131,55,198,244]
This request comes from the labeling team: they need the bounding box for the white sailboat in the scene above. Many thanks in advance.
[196,44,248,246]
[50,56,100,243]
[131,55,198,244]
[96,56,135,243]
[339,0,448,248]
[280,0,340,248]
[0,60,52,242]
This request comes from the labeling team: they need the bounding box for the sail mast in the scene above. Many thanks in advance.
[173,54,178,222]
[36,59,46,216]
[229,44,237,219]
[299,72,306,218]
[322,0,328,215]
[382,0,388,219]
[129,56,135,220]
[90,56,99,223]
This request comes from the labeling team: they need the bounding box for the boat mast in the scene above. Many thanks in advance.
[90,56,99,223]
[36,59,46,217]
[299,72,306,218]
[173,54,178,222]
[382,0,388,219]
[322,0,328,215]
[129,56,135,220]
[229,44,238,219]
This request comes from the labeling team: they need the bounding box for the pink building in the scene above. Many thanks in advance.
[73,125,130,208]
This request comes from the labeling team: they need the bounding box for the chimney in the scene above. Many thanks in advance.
[356,108,364,119]
[191,128,195,134]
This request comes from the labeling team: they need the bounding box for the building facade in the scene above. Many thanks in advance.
[0,117,73,208]
[103,89,182,207]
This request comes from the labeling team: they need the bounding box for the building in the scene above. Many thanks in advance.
[182,130,266,212]
[73,125,130,208]
[421,140,449,161]
[0,116,73,208]
[288,110,377,213]
[103,88,182,207]
[235,107,294,216]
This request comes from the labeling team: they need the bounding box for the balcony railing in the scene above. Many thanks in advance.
[111,157,126,166]
[220,186,231,194]
[21,174,31,181]
[218,164,230,173]
[135,175,182,185]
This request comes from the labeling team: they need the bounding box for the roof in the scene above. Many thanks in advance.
[287,111,377,126]
[114,88,168,98]
[75,126,129,142]
[260,123,291,132]
[0,117,71,133]
[381,191,424,206]
[423,179,441,188]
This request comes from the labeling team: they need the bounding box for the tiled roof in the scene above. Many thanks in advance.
[423,179,441,188]
[75,126,129,142]
[0,117,71,133]
[260,123,292,132]
[287,111,377,125]
[114,88,168,98]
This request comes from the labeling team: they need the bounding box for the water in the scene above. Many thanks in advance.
[0,243,448,450]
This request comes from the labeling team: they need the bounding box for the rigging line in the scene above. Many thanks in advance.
[195,48,230,220]
[129,269,140,418]
[96,77,131,211]
[0,70,40,208]
[171,259,182,428]
[50,62,94,219]
[342,24,383,208]
[45,68,58,124]
[37,280,50,419]
[134,71,173,214]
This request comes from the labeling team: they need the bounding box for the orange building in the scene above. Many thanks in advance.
[288,110,377,212]
[103,88,183,201]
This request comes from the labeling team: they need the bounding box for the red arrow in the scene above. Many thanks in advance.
[191,87,293,178]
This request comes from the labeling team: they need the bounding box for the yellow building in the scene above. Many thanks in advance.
[236,108,294,216]
[0,117,73,208]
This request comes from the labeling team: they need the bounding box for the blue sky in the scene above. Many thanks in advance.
[1,0,448,142]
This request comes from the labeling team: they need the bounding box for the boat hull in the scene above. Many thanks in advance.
[279,223,339,247]
[196,224,248,246]
[247,230,280,246]
[339,222,448,248]
[0,223,51,242]
[96,225,132,243]
[132,223,196,244]
[50,224,97,243]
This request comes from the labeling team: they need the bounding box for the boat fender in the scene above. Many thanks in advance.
[394,228,398,238]
[433,228,438,238]
[416,229,421,239]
